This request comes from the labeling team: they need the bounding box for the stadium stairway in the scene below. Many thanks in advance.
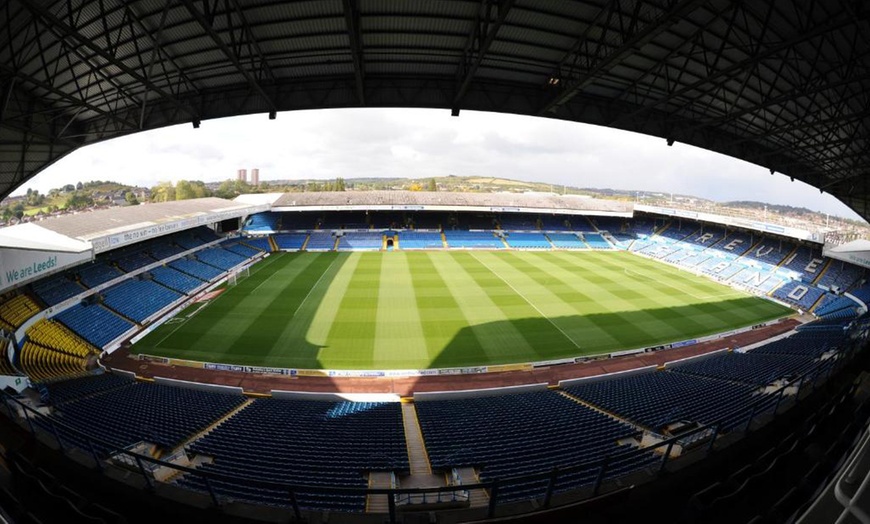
[441,232,448,248]
[558,390,650,432]
[366,472,392,513]
[455,466,491,508]
[402,402,433,476]
[267,236,278,252]
[300,234,310,251]
[174,398,254,456]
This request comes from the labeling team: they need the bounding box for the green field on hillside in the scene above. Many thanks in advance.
[132,251,792,370]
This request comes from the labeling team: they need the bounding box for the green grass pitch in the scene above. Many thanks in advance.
[132,251,793,370]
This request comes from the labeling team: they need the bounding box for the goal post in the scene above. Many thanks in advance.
[227,266,251,286]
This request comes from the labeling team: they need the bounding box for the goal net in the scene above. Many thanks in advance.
[227,266,251,286]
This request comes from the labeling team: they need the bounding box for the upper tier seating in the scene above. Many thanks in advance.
[244,212,280,232]
[32,275,86,306]
[114,251,156,273]
[148,266,205,294]
[780,246,825,281]
[222,241,261,258]
[55,303,135,348]
[498,214,539,230]
[194,247,247,271]
[169,258,224,281]
[416,391,657,503]
[77,262,123,288]
[179,398,408,512]
[241,236,272,252]
[101,279,183,323]
[539,215,576,231]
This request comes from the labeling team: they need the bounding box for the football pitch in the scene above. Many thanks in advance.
[133,251,793,370]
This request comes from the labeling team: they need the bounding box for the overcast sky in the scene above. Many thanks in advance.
[15,108,864,221]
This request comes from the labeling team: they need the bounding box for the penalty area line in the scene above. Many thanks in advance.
[469,252,583,351]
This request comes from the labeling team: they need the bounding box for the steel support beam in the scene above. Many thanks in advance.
[537,0,705,115]
[17,0,200,122]
[342,0,366,106]
[452,0,514,113]
[181,0,277,114]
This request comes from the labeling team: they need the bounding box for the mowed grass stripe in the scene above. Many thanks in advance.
[451,252,578,361]
[407,252,488,367]
[224,253,338,357]
[152,252,301,355]
[527,251,693,348]
[321,253,383,368]
[259,252,348,368]
[373,253,428,367]
[431,252,540,364]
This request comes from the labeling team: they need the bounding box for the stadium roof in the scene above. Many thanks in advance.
[2,1,869,218]
[270,190,631,213]
[1,197,262,253]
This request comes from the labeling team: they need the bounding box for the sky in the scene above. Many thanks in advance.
[15,107,864,221]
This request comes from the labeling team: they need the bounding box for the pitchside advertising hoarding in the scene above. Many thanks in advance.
[0,247,92,293]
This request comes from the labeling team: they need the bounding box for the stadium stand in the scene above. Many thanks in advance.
[194,247,247,271]
[241,236,272,252]
[0,293,41,331]
[0,338,20,376]
[305,232,336,251]
[565,370,765,432]
[498,214,539,230]
[548,233,586,249]
[40,372,134,405]
[178,398,408,511]
[816,259,865,291]
[273,233,308,250]
[669,351,818,387]
[113,250,156,273]
[504,232,551,249]
[443,231,504,249]
[581,232,612,249]
[77,262,123,288]
[337,232,383,250]
[55,303,135,348]
[780,245,825,281]
[416,391,658,502]
[244,212,281,232]
[147,240,186,261]
[539,215,575,231]
[17,342,88,382]
[397,231,443,249]
[148,266,205,294]
[772,281,825,310]
[43,380,246,453]
[222,241,261,258]
[101,279,183,323]
[169,258,224,281]
[27,319,98,359]
[31,275,86,306]
[712,229,755,256]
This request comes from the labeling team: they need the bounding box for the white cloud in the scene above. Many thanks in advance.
[14,108,864,221]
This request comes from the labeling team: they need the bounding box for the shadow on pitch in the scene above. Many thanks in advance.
[427,296,788,370]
